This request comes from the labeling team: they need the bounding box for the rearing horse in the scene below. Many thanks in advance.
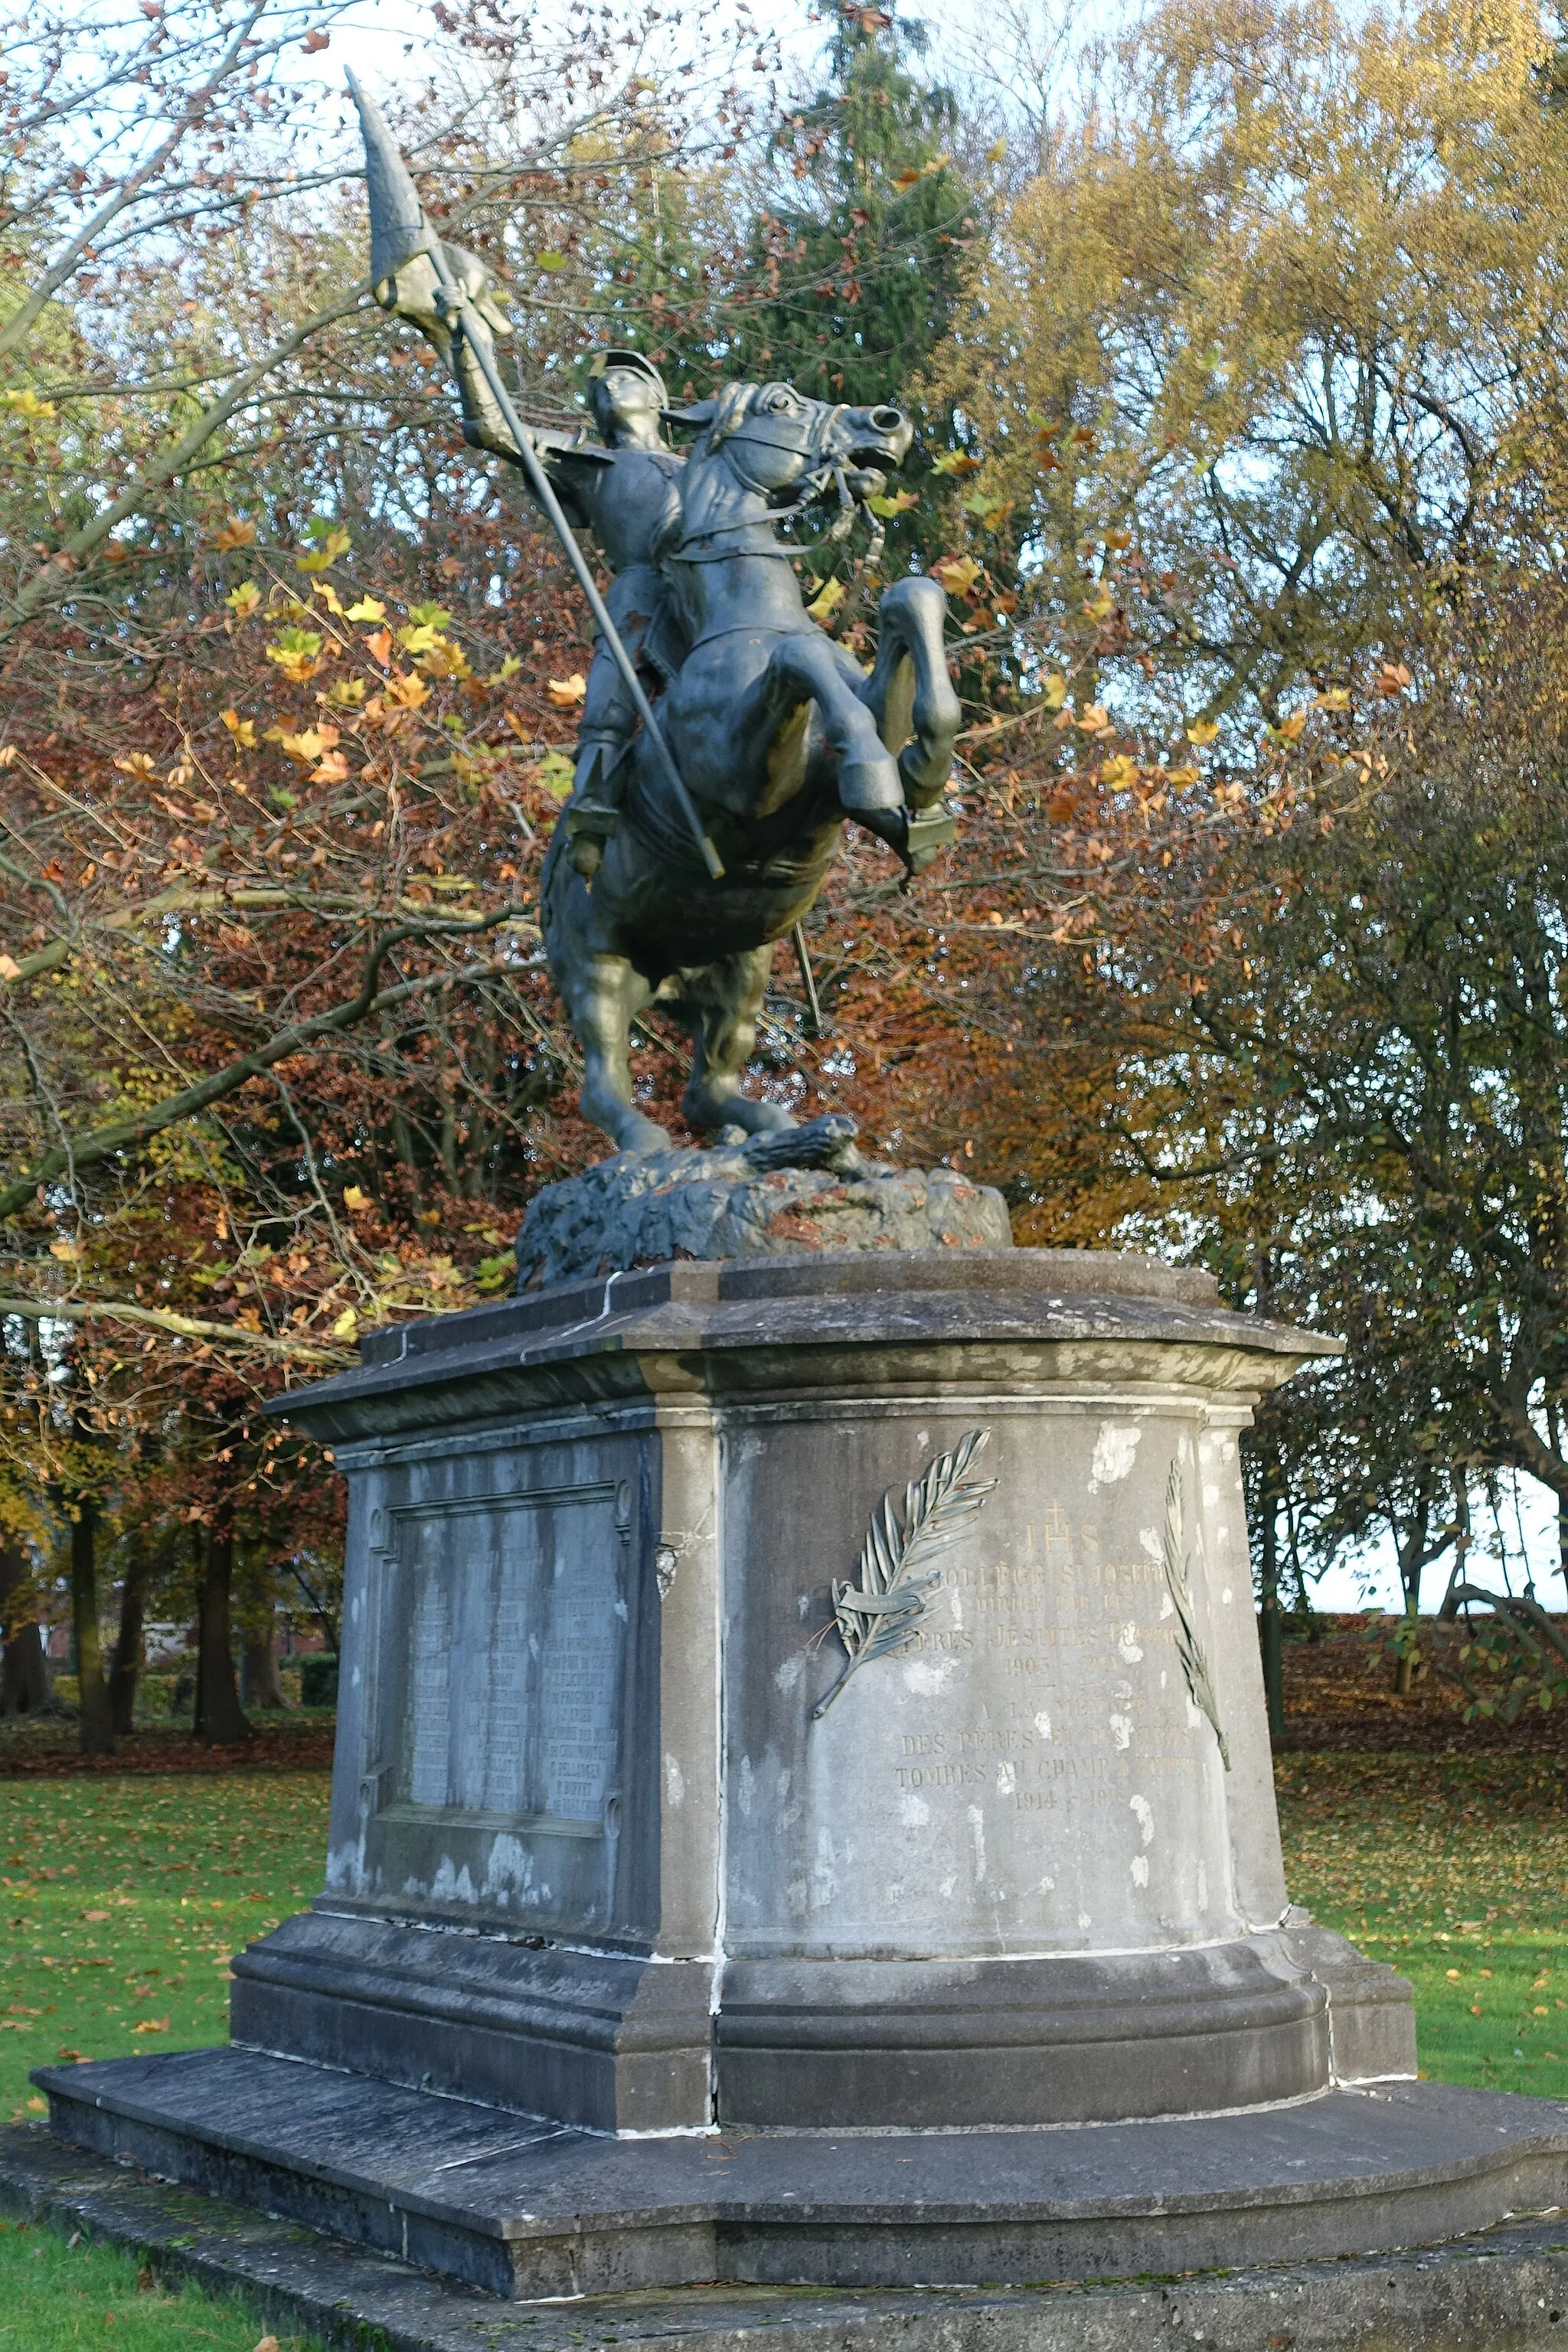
[543,380,962,1152]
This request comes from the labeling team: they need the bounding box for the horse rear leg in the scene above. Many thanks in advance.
[542,835,668,1153]
[861,575,962,808]
[678,949,794,1135]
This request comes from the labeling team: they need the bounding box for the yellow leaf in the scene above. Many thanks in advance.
[1268,709,1307,742]
[2,387,55,418]
[1166,764,1199,786]
[1041,672,1069,712]
[384,670,431,710]
[328,677,367,707]
[331,1307,360,1340]
[546,673,587,707]
[1313,687,1351,711]
[225,580,262,618]
[865,489,919,518]
[296,526,351,573]
[537,749,576,799]
[213,517,256,552]
[276,727,327,765]
[931,451,982,477]
[1076,704,1112,735]
[130,2017,171,2034]
[345,596,386,622]
[0,953,21,981]
[310,750,351,782]
[25,2096,45,2115]
[805,577,846,622]
[1101,753,1138,787]
[985,136,1008,163]
[314,580,345,616]
[929,554,982,596]
[50,1239,83,1262]
[1186,718,1220,746]
[342,1185,369,1211]
[397,623,440,655]
[535,250,567,272]
[893,168,921,191]
[1082,583,1114,621]
[220,709,256,750]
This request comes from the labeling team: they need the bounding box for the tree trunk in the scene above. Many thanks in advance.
[1259,1479,1285,1740]
[243,1626,286,1711]
[193,1521,251,1744]
[0,1536,51,1717]
[109,1532,152,1736]
[70,1504,115,1756]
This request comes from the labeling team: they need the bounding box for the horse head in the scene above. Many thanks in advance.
[671,382,913,547]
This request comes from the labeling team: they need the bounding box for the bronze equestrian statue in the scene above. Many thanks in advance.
[348,76,962,1154]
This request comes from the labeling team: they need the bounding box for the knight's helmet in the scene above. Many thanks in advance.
[586,348,670,443]
[345,67,511,349]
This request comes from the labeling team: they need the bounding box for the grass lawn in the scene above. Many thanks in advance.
[1,1772,330,2124]
[0,2214,317,2350]
[1276,1749,1568,2097]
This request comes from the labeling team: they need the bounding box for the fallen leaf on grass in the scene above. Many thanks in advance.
[131,2017,171,2034]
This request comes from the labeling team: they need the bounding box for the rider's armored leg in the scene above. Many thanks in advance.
[563,640,638,878]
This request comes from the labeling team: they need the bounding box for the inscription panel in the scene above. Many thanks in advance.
[391,1485,624,1835]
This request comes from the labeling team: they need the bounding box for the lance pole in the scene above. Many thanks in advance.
[430,277,724,882]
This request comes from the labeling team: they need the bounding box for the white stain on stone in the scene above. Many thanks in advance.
[664,1753,685,1810]
[1130,1854,1150,1888]
[1038,1873,1056,1891]
[899,1793,931,1828]
[1221,1586,1233,1605]
[1159,1592,1175,1620]
[774,1652,805,1693]
[797,1592,812,1620]
[485,1835,534,1898]
[968,1805,986,1883]
[996,1760,1017,1796]
[431,1858,476,1906]
[737,1755,755,1819]
[1197,1860,1209,1912]
[1129,1793,1155,1845]
[903,1658,954,1694]
[1090,1423,1142,1489]
[916,1429,930,1449]
[1109,1713,1132,1749]
[940,1874,958,1900]
[1116,1622,1144,1664]
[1139,1525,1163,1562]
[1034,1709,1053,1740]
[812,1828,838,1909]
[1078,1910,1093,1929]
[1160,1669,1168,1689]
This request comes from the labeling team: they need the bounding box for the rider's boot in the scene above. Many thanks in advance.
[563,739,629,880]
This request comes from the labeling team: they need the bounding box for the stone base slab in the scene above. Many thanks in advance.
[34,2047,1568,2302]
[11,2115,1568,2352]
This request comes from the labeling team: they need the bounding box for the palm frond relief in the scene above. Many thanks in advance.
[1163,1459,1231,1770]
[812,1429,997,1721]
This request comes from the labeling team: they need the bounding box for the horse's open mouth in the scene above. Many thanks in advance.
[844,407,913,473]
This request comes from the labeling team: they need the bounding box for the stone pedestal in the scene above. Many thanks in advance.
[230,1248,1400,2131]
[55,1246,1553,2308]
